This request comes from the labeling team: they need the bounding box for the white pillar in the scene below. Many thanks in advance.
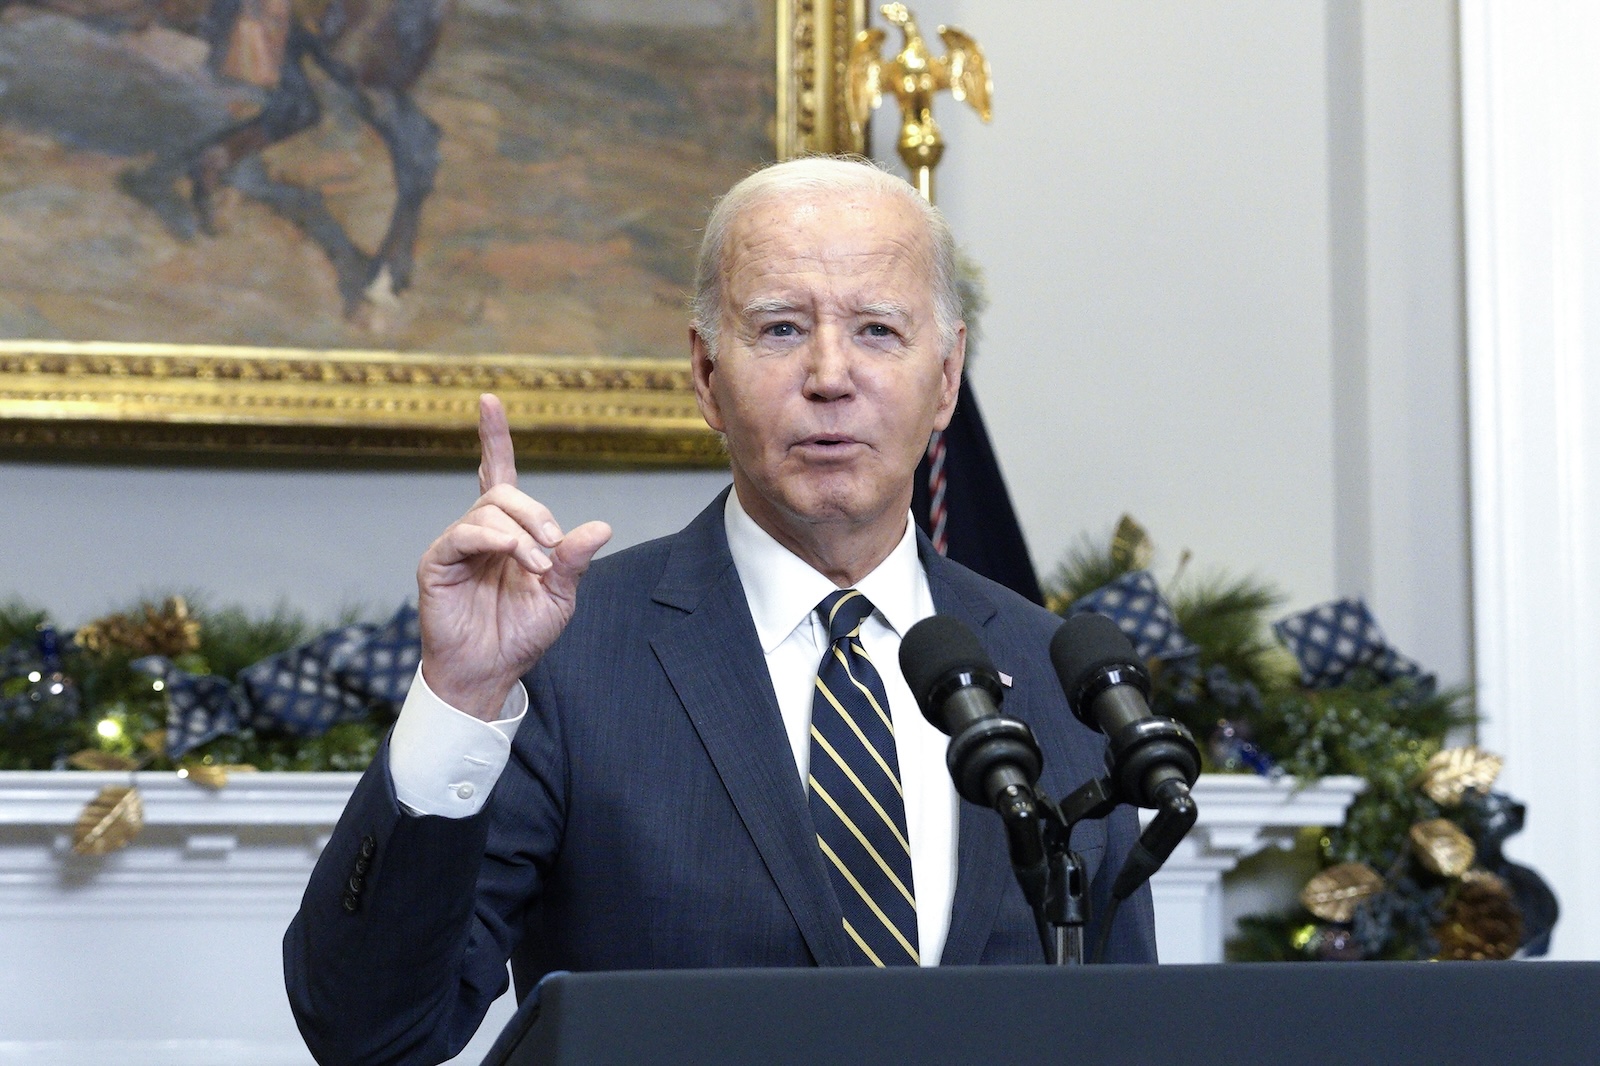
[1460,0,1600,960]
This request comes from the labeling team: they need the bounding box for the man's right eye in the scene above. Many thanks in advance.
[764,322,798,338]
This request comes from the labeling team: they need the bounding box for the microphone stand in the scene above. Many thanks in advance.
[1000,763,1198,965]
[909,617,1201,964]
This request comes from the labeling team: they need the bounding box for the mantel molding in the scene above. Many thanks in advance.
[0,770,362,827]
[1156,774,1366,863]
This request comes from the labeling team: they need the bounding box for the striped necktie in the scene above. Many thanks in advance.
[807,589,919,966]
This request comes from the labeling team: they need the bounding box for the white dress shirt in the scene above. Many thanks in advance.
[388,489,961,964]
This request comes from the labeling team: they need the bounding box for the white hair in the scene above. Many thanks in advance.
[691,156,962,358]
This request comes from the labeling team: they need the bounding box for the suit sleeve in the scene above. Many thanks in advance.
[284,674,568,1066]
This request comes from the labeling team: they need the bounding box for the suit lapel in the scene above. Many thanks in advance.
[647,495,852,967]
[922,545,1015,965]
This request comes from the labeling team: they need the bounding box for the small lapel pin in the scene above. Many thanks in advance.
[998,672,1013,688]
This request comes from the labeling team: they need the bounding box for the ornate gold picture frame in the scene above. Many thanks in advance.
[0,0,865,463]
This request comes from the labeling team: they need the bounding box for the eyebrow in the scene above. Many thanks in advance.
[741,298,801,317]
[738,298,912,319]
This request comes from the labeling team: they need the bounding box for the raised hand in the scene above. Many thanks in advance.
[416,395,612,720]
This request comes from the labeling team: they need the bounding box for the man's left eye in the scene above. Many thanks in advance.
[863,323,896,338]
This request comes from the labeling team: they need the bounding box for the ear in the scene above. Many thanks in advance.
[690,327,726,432]
[931,323,966,432]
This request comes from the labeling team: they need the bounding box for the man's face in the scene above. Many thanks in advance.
[692,189,964,549]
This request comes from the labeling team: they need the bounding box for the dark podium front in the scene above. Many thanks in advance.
[484,961,1598,1066]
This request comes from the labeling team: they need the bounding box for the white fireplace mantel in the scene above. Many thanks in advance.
[1144,774,1365,964]
[0,771,1361,1064]
[0,772,363,1066]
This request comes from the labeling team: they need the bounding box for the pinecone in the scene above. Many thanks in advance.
[1434,871,1523,961]
[76,597,201,658]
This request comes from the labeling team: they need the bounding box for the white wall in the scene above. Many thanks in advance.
[888,0,1337,614]
[0,462,728,627]
[1348,1,1472,685]
[873,0,1469,680]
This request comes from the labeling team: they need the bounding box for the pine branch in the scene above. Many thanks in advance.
[0,600,48,647]
[1045,531,1132,613]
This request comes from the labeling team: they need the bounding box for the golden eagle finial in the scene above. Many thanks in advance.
[847,2,993,203]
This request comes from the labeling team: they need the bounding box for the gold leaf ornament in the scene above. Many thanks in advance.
[1410,818,1477,877]
[67,750,140,772]
[1419,746,1504,807]
[73,785,145,855]
[1110,514,1155,572]
[178,762,259,790]
[1300,862,1384,923]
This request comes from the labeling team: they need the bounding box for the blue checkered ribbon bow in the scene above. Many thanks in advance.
[1273,598,1432,691]
[1069,569,1199,666]
[137,603,421,759]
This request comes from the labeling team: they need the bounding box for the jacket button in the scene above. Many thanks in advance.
[359,834,377,860]
[341,892,359,914]
[354,855,371,875]
[348,874,365,895]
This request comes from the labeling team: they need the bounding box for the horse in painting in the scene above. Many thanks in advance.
[4,0,452,316]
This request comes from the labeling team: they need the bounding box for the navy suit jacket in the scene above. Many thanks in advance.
[285,492,1156,1065]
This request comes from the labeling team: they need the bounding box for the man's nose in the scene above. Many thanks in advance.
[804,329,855,399]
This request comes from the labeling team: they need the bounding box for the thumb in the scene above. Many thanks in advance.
[542,521,613,602]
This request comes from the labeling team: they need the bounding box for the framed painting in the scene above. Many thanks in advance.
[0,0,866,462]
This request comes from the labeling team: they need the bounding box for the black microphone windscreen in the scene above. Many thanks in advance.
[1049,613,1142,703]
[898,615,995,714]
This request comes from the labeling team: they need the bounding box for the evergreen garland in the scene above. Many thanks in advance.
[0,598,389,773]
[6,529,1552,959]
[1044,519,1513,962]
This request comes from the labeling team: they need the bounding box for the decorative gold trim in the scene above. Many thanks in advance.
[776,0,869,158]
[0,340,723,462]
[1,1,866,464]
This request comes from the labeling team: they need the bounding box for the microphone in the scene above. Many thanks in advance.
[1051,613,1202,914]
[899,616,1043,809]
[899,616,1046,877]
[1048,613,1201,810]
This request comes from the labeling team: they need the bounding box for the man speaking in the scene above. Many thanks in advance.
[285,157,1156,1065]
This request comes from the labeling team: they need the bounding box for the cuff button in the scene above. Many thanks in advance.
[455,783,476,800]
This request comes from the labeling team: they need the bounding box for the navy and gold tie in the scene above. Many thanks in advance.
[807,589,919,966]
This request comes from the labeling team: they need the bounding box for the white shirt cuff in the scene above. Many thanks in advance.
[388,665,526,818]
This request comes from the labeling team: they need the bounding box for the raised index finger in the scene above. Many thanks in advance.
[477,393,518,492]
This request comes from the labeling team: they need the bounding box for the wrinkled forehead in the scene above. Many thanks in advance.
[719,190,936,302]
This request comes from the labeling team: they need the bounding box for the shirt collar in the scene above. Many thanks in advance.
[724,488,926,653]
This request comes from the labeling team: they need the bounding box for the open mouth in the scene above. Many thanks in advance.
[798,435,862,451]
